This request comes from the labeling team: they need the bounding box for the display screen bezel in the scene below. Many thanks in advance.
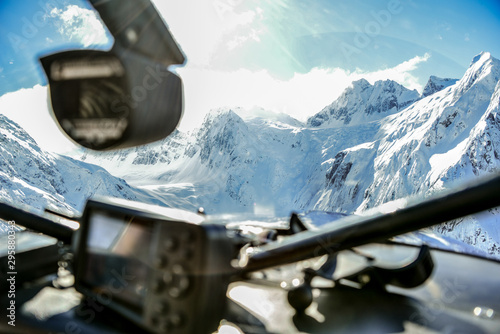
[74,202,157,316]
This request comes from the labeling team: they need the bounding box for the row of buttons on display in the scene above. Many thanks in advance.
[148,226,200,331]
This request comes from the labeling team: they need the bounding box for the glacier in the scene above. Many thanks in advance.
[79,52,500,259]
[1,52,499,260]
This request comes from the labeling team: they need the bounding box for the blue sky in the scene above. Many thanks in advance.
[0,0,112,94]
[2,0,499,94]
[0,0,499,152]
[156,0,500,127]
[158,0,500,76]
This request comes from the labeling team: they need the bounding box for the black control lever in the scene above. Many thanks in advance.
[241,174,500,273]
[339,245,434,289]
[277,213,309,236]
[287,245,433,313]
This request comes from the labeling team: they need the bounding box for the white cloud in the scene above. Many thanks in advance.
[178,67,348,129]
[227,28,262,50]
[396,53,431,72]
[177,53,431,130]
[360,53,431,91]
[0,54,430,153]
[49,5,110,47]
[153,0,261,66]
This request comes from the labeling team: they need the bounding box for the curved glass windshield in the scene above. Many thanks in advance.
[1,0,500,261]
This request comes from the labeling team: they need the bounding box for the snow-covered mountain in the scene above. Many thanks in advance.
[78,52,500,259]
[421,76,459,98]
[0,114,170,219]
[306,79,420,127]
[1,51,495,258]
[81,107,321,215]
[302,51,500,257]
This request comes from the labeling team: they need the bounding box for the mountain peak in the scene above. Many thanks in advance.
[199,107,245,130]
[422,76,458,98]
[373,79,417,94]
[467,52,499,74]
[234,106,303,127]
[206,107,241,120]
[374,79,397,86]
[0,114,39,146]
[307,78,419,127]
[470,51,492,67]
[351,78,371,88]
[455,52,500,97]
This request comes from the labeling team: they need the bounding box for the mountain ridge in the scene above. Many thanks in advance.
[2,52,499,259]
[79,52,500,258]
[421,76,459,98]
[0,114,172,217]
[306,78,420,128]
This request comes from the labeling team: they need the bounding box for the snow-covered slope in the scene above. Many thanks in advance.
[0,114,170,218]
[305,52,500,257]
[77,52,500,259]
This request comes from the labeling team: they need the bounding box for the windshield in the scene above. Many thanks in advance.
[1,0,500,260]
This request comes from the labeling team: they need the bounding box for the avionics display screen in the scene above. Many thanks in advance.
[81,209,153,312]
